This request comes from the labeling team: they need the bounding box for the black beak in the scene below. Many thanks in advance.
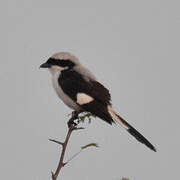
[39,62,51,68]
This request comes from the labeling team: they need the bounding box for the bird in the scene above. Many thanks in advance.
[40,52,156,152]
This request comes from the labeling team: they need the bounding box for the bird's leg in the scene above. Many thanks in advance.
[67,111,79,127]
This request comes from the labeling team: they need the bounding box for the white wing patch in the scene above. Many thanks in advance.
[76,93,94,105]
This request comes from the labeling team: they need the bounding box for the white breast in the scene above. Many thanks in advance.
[51,71,81,111]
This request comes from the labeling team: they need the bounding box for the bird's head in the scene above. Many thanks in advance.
[40,52,80,74]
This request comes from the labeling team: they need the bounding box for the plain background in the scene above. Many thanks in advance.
[3,0,180,179]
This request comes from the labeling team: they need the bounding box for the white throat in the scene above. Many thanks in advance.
[49,65,67,76]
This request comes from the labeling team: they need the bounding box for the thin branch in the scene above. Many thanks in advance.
[50,112,97,180]
[51,125,76,180]
[49,139,64,146]
[64,149,82,165]
[64,143,99,165]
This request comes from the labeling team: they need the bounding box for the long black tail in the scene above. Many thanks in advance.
[108,106,156,152]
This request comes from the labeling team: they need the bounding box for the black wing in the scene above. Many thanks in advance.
[59,70,113,124]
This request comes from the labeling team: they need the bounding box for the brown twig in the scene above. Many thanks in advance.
[49,139,64,146]
[49,112,97,180]
[50,125,76,180]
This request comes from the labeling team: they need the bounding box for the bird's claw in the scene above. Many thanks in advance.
[67,119,77,128]
[67,111,79,128]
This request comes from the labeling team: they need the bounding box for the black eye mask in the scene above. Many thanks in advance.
[46,58,75,68]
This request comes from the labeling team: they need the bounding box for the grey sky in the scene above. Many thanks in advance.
[3,0,180,179]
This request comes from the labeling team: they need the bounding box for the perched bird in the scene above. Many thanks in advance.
[40,52,156,152]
